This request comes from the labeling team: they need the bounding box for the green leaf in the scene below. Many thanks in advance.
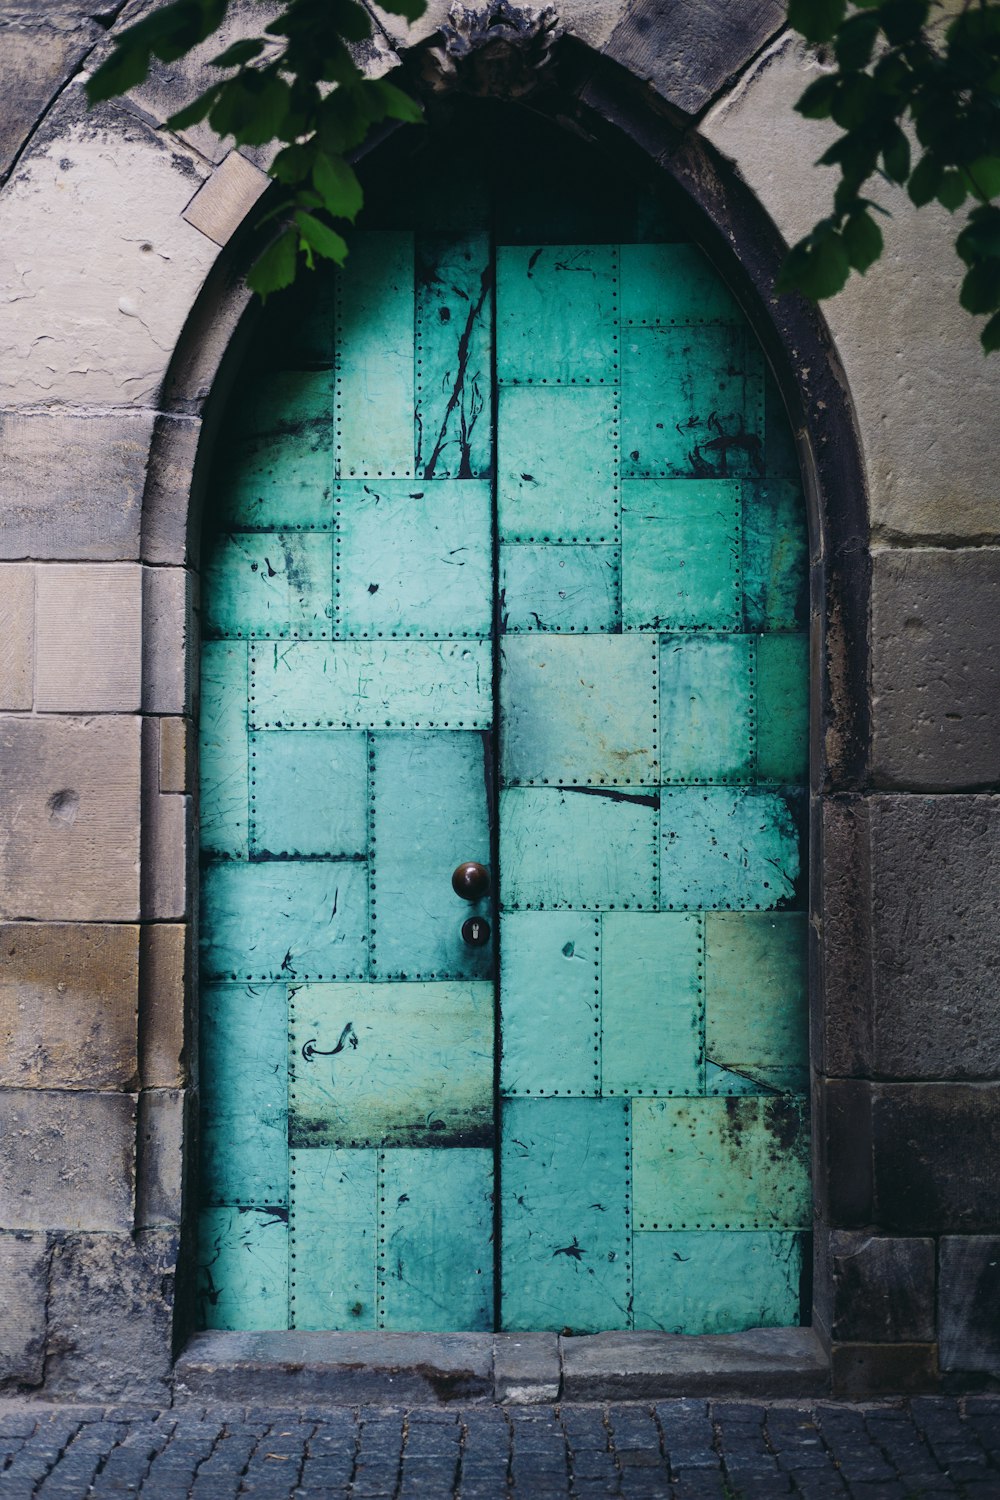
[796,76,840,120]
[294,209,349,265]
[937,170,968,211]
[210,37,266,68]
[879,0,930,46]
[830,72,878,129]
[960,257,1000,314]
[86,42,153,102]
[313,152,363,222]
[965,156,1000,201]
[370,79,424,124]
[787,0,847,43]
[956,207,1000,265]
[247,227,299,299]
[908,151,943,206]
[981,310,1000,353]
[777,225,852,300]
[842,209,884,271]
[882,124,911,183]
[374,0,427,21]
[835,11,880,69]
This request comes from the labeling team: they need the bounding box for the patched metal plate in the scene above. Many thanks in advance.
[756,634,809,783]
[497,387,619,542]
[288,982,494,1148]
[219,369,335,530]
[249,729,367,858]
[197,1206,289,1331]
[200,860,369,981]
[659,635,753,783]
[415,233,493,479]
[290,1148,377,1330]
[200,981,288,1206]
[335,480,491,639]
[742,480,809,632]
[379,1149,494,1331]
[622,326,764,479]
[203,532,334,640]
[500,912,601,1096]
[335,231,415,480]
[660,787,803,911]
[370,732,492,979]
[601,913,703,1096]
[200,641,249,859]
[496,244,619,385]
[500,787,658,910]
[632,1230,805,1334]
[620,244,742,327]
[621,480,741,631]
[501,1098,629,1332]
[499,544,621,634]
[501,635,658,787]
[705,912,808,1094]
[632,1096,811,1230]
[249,641,492,730]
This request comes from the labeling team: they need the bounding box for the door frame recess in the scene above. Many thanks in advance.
[153,39,870,1395]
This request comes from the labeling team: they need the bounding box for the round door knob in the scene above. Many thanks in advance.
[452,861,491,902]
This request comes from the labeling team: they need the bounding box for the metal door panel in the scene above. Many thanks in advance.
[499,912,601,1097]
[203,532,334,640]
[200,641,249,859]
[249,641,492,730]
[200,860,369,981]
[764,369,801,482]
[632,1230,804,1334]
[335,231,414,480]
[496,245,619,386]
[622,326,764,479]
[659,787,803,911]
[704,913,808,1094]
[370,731,492,979]
[705,1061,773,1096]
[659,634,753,783]
[249,729,367,858]
[500,787,658,910]
[288,982,493,1148]
[415,233,493,479]
[632,1096,811,1230]
[220,369,335,530]
[620,244,742,327]
[197,1206,289,1330]
[289,1148,378,1329]
[497,387,619,542]
[601,914,703,1096]
[756,634,809,783]
[621,480,741,631]
[379,1149,494,1331]
[335,480,492,639]
[500,1098,629,1332]
[501,635,658,787]
[499,544,621,634]
[200,981,288,1205]
[742,480,809,632]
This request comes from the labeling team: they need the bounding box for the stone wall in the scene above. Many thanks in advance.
[0,0,997,1397]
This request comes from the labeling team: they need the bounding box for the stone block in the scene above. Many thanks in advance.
[604,0,785,116]
[182,150,270,246]
[45,1230,177,1400]
[136,1089,187,1229]
[35,564,142,713]
[828,1233,935,1344]
[869,795,1000,1079]
[559,1328,828,1400]
[0,714,141,921]
[493,1333,560,1402]
[819,796,872,1078]
[0,410,150,562]
[139,924,188,1089]
[872,549,1000,790]
[817,1077,872,1228]
[0,1231,49,1387]
[141,415,200,567]
[830,1342,939,1397]
[0,1088,136,1232]
[0,563,34,709]
[143,566,195,716]
[0,922,138,1090]
[939,1237,1000,1373]
[0,14,97,177]
[158,717,191,794]
[872,1084,1000,1234]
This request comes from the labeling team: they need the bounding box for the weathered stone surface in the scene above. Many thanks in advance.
[45,1230,177,1399]
[869,795,1000,1079]
[158,717,191,794]
[871,550,1000,790]
[829,1234,935,1344]
[35,564,142,713]
[141,725,192,924]
[819,796,872,1078]
[604,0,784,116]
[136,1089,186,1229]
[0,922,138,1090]
[0,9,97,178]
[817,1078,872,1228]
[373,0,626,50]
[0,1089,136,1231]
[0,1231,48,1387]
[493,1333,560,1403]
[830,1342,939,1397]
[0,715,141,921]
[0,411,151,561]
[143,566,195,716]
[0,563,33,709]
[873,1084,1000,1234]
[141,415,201,567]
[938,1237,1000,1373]
[183,151,270,246]
[559,1328,828,1399]
[139,924,188,1089]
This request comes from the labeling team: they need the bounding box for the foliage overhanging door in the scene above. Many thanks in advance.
[198,212,811,1334]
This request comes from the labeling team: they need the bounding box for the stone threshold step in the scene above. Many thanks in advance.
[173,1327,829,1406]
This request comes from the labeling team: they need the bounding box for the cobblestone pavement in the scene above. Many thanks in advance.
[0,1397,998,1499]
